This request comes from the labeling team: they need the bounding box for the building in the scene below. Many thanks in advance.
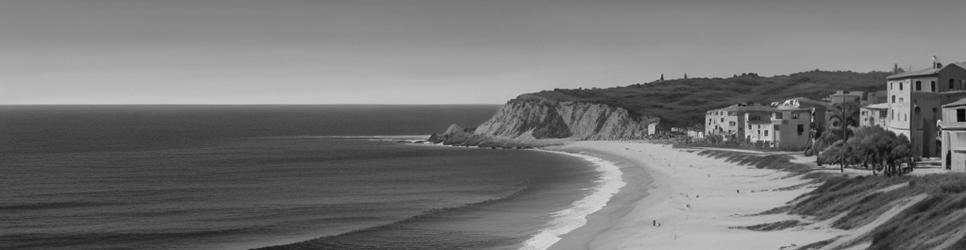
[823,90,888,106]
[777,97,829,129]
[743,101,816,150]
[744,109,775,144]
[827,90,863,106]
[774,104,817,150]
[647,122,659,136]
[864,90,889,106]
[860,103,889,128]
[705,99,817,150]
[941,98,966,172]
[886,62,966,158]
[705,104,774,141]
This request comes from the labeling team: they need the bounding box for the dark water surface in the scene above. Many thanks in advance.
[0,105,599,250]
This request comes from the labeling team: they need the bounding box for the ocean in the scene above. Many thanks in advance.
[0,105,615,250]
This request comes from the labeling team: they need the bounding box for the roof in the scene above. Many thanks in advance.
[943,97,966,108]
[710,104,774,112]
[887,68,941,79]
[777,97,829,109]
[741,106,777,112]
[887,62,966,80]
[787,97,828,105]
[830,90,864,97]
[863,103,889,110]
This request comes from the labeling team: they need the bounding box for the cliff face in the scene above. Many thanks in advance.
[473,95,658,140]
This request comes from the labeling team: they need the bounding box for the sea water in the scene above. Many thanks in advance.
[0,105,618,250]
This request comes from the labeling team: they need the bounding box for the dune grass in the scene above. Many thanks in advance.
[689,148,966,249]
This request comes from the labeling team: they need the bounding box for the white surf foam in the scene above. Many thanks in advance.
[520,150,626,250]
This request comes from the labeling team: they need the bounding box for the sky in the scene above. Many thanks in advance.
[2,0,965,104]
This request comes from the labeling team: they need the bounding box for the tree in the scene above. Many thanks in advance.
[820,126,915,177]
[810,126,841,166]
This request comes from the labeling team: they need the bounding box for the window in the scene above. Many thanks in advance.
[932,81,936,92]
[891,110,894,119]
[792,112,800,119]
[890,82,894,90]
[916,81,922,91]
[721,118,724,122]
[958,109,966,122]
[879,111,887,118]
[729,121,735,126]
[899,97,904,103]
[764,130,768,136]
[950,79,955,89]
[775,112,783,119]
[892,95,896,103]
[797,124,804,136]
[900,82,903,90]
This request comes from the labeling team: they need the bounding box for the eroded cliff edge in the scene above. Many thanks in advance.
[429,94,659,146]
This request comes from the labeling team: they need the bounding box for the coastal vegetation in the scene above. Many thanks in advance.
[527,70,889,127]
[815,126,914,176]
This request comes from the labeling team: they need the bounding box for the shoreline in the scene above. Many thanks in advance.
[544,141,843,250]
[542,143,655,250]
[519,149,630,250]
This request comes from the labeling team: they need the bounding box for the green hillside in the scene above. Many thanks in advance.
[525,70,891,128]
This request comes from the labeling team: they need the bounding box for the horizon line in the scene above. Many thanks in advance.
[0,103,505,106]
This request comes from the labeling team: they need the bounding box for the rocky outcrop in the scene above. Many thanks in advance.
[431,94,659,146]
[427,124,538,148]
[474,95,658,140]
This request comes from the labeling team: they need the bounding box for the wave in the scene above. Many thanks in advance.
[0,201,117,211]
[519,150,626,250]
[255,180,532,249]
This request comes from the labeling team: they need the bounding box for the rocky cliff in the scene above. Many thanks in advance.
[430,94,659,146]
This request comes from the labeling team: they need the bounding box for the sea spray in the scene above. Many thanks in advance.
[520,150,626,250]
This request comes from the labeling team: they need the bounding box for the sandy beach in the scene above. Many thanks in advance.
[546,141,847,250]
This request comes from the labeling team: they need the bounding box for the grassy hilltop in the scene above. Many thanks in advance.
[525,70,891,128]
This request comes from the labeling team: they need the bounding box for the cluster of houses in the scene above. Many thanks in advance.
[702,60,966,172]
